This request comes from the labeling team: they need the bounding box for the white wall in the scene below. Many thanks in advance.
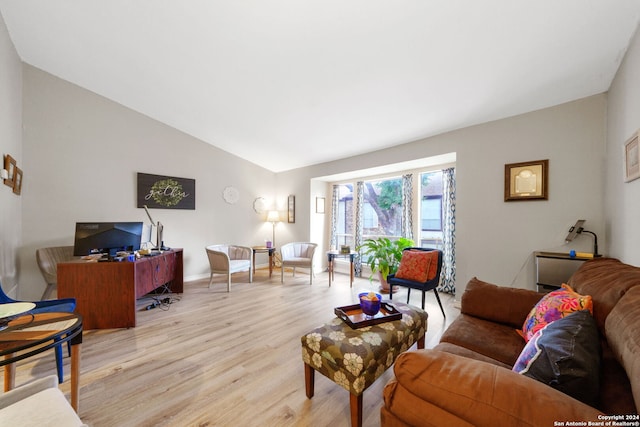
[605,26,640,266]
[19,65,277,300]
[280,95,607,296]
[0,11,22,297]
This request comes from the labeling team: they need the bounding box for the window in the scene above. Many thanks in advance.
[362,177,403,239]
[336,184,354,248]
[420,171,444,248]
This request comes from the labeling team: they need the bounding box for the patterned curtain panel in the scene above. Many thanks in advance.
[330,185,339,250]
[401,174,413,241]
[354,181,364,275]
[440,167,457,294]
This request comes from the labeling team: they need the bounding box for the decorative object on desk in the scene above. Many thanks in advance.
[357,237,414,293]
[12,166,22,195]
[564,219,599,256]
[359,292,382,318]
[624,130,640,183]
[253,197,267,214]
[340,245,350,254]
[316,197,325,214]
[266,210,280,247]
[504,159,548,201]
[3,154,16,188]
[137,172,195,209]
[288,194,295,223]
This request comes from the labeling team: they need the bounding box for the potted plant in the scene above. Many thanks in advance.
[357,237,414,293]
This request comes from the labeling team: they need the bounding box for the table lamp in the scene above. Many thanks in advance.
[267,210,280,247]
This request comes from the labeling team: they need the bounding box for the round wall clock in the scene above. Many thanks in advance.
[223,186,239,204]
[253,197,267,214]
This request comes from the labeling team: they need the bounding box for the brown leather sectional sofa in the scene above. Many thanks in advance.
[382,257,640,426]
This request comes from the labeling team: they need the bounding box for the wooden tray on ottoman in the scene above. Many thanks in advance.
[334,302,402,329]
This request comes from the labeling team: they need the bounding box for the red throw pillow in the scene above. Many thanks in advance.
[395,250,438,282]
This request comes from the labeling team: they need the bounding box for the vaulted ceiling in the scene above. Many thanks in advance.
[1,1,639,172]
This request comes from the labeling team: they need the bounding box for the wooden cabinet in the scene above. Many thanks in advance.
[58,249,183,329]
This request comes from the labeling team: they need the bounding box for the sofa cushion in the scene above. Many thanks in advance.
[513,310,601,407]
[395,250,438,282]
[440,314,526,367]
[433,341,512,369]
[569,257,640,333]
[605,285,640,412]
[520,284,593,342]
[461,277,542,329]
[384,350,603,427]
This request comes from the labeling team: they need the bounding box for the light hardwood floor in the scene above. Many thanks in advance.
[14,268,459,427]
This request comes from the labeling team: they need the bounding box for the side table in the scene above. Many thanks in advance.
[252,246,276,278]
[0,312,83,412]
[327,250,359,287]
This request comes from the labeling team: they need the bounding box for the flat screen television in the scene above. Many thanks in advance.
[73,222,144,256]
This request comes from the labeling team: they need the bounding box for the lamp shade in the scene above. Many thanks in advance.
[267,210,280,223]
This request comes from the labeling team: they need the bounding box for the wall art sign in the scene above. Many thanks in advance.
[504,159,549,201]
[137,172,195,209]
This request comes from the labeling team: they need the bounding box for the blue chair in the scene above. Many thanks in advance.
[0,282,76,383]
[387,247,445,316]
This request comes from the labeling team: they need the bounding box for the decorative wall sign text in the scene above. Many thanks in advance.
[137,172,196,210]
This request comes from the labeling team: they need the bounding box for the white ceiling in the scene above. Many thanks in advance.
[1,1,639,172]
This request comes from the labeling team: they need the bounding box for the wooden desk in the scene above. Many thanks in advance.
[252,246,276,278]
[58,249,183,330]
[0,312,83,411]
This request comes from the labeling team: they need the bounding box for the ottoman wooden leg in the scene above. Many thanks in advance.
[304,363,315,398]
[418,334,425,349]
[350,393,363,427]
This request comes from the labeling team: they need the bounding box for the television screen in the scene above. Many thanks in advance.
[73,222,144,256]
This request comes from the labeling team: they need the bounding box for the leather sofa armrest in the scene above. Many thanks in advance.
[384,350,602,427]
[461,277,542,328]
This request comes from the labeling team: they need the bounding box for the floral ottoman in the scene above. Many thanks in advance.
[301,301,428,427]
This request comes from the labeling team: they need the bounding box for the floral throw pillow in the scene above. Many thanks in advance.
[519,283,593,342]
[395,250,438,282]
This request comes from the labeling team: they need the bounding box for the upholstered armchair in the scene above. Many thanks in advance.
[387,247,445,316]
[206,245,252,292]
[36,246,74,300]
[280,242,317,284]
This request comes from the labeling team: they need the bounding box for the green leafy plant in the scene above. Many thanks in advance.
[357,237,414,280]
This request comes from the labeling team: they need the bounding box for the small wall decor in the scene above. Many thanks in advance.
[3,154,16,188]
[12,167,22,195]
[624,130,640,183]
[504,159,549,201]
[288,195,295,223]
[316,197,325,214]
[137,172,196,209]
